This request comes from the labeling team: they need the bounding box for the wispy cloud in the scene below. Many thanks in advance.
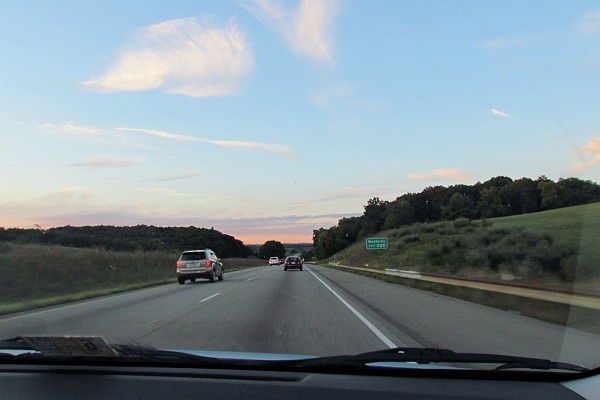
[132,188,205,198]
[38,122,292,156]
[490,108,512,118]
[116,127,197,142]
[68,156,144,169]
[481,37,531,49]
[245,0,337,63]
[83,17,253,96]
[39,121,151,150]
[573,136,600,173]
[117,127,292,155]
[407,169,473,182]
[39,122,103,137]
[321,186,366,202]
[145,171,198,182]
[308,81,384,112]
[0,199,351,242]
[579,8,600,35]
[58,186,91,202]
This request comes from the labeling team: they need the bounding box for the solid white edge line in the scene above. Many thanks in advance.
[199,293,221,303]
[307,267,397,349]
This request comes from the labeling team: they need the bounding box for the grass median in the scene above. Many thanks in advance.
[0,243,264,316]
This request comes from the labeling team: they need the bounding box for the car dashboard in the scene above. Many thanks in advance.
[1,362,597,400]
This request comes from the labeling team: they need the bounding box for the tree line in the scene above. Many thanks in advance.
[313,176,600,259]
[0,225,253,258]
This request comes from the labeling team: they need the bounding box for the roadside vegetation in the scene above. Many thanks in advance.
[0,225,253,257]
[313,175,600,260]
[0,243,265,315]
[491,202,600,270]
[328,205,600,291]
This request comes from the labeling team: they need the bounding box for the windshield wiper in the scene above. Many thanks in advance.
[0,338,588,373]
[290,347,589,373]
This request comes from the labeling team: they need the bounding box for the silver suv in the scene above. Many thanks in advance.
[176,249,223,284]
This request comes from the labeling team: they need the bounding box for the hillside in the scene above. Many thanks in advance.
[327,204,600,290]
[491,202,600,268]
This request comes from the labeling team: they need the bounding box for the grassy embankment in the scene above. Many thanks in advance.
[0,244,265,315]
[326,203,600,332]
[328,203,600,292]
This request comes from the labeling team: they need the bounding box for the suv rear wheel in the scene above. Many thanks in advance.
[209,268,216,283]
[178,277,185,285]
[218,268,224,281]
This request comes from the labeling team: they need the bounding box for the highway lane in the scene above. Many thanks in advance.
[1,264,599,368]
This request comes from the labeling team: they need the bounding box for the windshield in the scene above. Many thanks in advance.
[1,0,600,374]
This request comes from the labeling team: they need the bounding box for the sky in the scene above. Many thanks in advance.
[1,0,599,244]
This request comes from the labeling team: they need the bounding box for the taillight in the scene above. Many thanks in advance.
[205,259,211,267]
[285,261,290,265]
[176,260,181,269]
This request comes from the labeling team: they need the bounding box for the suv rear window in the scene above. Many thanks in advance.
[181,251,206,261]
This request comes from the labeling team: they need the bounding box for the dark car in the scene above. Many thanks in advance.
[176,249,223,284]
[284,256,302,271]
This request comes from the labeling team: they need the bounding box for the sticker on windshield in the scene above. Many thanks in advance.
[22,336,118,357]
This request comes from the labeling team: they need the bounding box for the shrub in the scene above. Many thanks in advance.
[452,218,472,229]
[477,227,511,246]
[465,249,487,267]
[528,243,571,274]
[484,244,511,271]
[521,259,544,279]
[402,234,421,245]
[426,241,455,266]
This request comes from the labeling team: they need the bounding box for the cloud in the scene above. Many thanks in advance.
[481,37,530,49]
[210,140,291,154]
[0,199,353,243]
[146,171,198,182]
[59,186,91,202]
[308,81,385,113]
[39,122,292,156]
[490,108,512,118]
[38,121,153,151]
[116,127,197,142]
[68,156,143,169]
[246,0,337,62]
[131,187,237,201]
[573,136,600,173]
[407,169,473,182]
[321,186,366,202]
[83,17,253,96]
[39,122,103,137]
[579,8,600,35]
[116,126,292,155]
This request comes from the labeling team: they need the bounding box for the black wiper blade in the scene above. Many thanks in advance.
[292,347,589,372]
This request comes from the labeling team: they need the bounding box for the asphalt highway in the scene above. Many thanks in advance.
[1,264,599,368]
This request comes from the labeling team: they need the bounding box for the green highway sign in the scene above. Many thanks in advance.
[366,238,388,250]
